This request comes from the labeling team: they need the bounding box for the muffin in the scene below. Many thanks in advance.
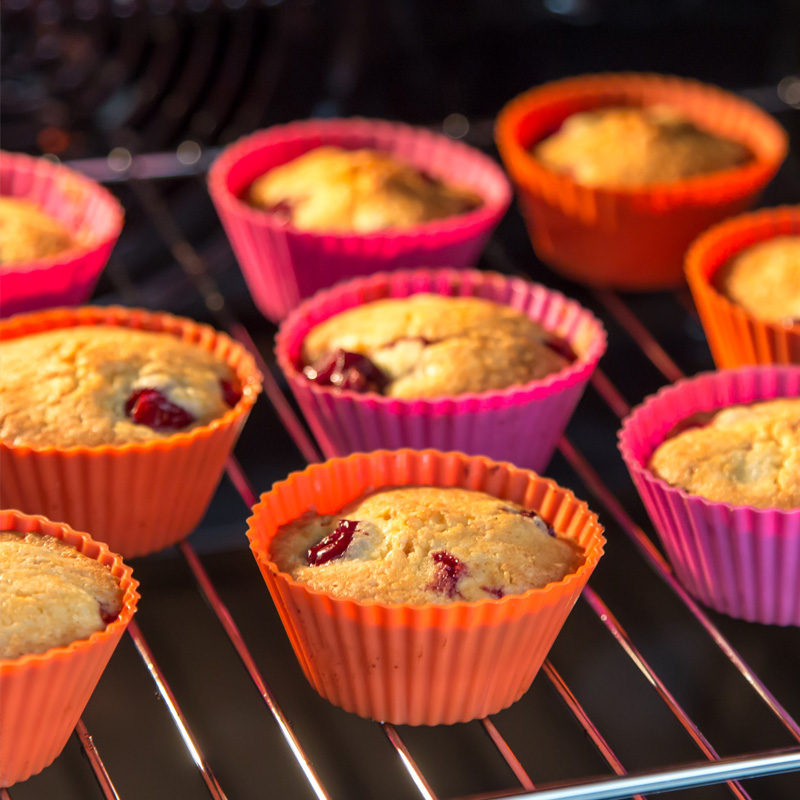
[496,73,788,289]
[685,206,800,368]
[648,397,800,509]
[276,269,606,472]
[300,294,569,399]
[0,509,139,786]
[618,366,800,625]
[534,106,750,188]
[270,486,585,603]
[0,530,124,660]
[0,306,262,558]
[1,326,242,448]
[249,146,482,233]
[0,151,124,317]
[0,197,78,265]
[247,449,606,724]
[208,118,512,321]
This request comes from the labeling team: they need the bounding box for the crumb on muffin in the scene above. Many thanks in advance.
[248,146,482,233]
[0,197,78,265]
[269,486,586,604]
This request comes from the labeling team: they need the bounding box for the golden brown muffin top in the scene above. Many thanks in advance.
[0,531,123,660]
[270,486,585,604]
[0,197,77,265]
[715,236,800,324]
[301,294,569,399]
[0,326,238,448]
[249,146,482,233]
[649,398,800,509]
[534,106,750,188]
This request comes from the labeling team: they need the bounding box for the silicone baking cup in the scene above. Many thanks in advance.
[618,366,800,625]
[276,268,606,473]
[208,118,512,321]
[0,509,139,786]
[0,306,262,558]
[0,151,124,317]
[495,73,787,290]
[246,449,605,725]
[686,205,800,368]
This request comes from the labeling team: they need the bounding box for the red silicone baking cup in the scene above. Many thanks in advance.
[0,151,124,317]
[275,268,606,473]
[0,509,139,786]
[208,118,512,321]
[246,449,605,725]
[495,73,788,290]
[685,205,800,368]
[618,366,800,624]
[0,306,262,557]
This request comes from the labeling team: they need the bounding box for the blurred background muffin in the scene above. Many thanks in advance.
[0,197,78,265]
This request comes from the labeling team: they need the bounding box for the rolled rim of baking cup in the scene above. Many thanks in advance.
[275,267,607,409]
[0,305,263,456]
[685,205,800,367]
[207,116,512,240]
[246,449,606,724]
[495,71,788,205]
[0,509,139,670]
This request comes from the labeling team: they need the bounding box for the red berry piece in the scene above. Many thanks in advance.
[303,349,387,393]
[508,507,556,537]
[220,379,242,408]
[428,550,467,598]
[265,199,295,219]
[481,586,505,599]
[545,335,577,363]
[307,519,359,566]
[125,388,195,430]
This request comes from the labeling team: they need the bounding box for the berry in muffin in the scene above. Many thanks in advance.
[269,486,586,604]
[0,197,77,265]
[534,106,750,188]
[248,146,482,233]
[300,294,570,399]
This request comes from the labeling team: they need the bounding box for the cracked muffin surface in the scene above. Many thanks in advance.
[0,531,123,660]
[269,486,586,604]
[648,398,800,509]
[0,326,237,448]
[248,146,482,233]
[534,106,750,188]
[715,236,800,324]
[301,294,569,399]
[0,197,77,265]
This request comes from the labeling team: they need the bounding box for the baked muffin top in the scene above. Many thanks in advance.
[0,531,123,660]
[649,398,800,509]
[249,146,482,233]
[300,294,569,399]
[0,197,77,265]
[269,486,585,604]
[0,326,241,448]
[715,236,800,324]
[534,106,750,188]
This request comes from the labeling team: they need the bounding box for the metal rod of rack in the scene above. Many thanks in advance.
[74,720,121,800]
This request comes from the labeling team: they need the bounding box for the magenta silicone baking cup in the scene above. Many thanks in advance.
[0,151,124,318]
[618,366,800,625]
[207,118,512,322]
[276,268,607,472]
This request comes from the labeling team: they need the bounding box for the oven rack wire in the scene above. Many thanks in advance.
[3,147,800,800]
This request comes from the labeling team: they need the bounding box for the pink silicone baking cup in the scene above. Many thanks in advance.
[0,509,139,786]
[618,366,800,625]
[0,151,124,317]
[208,118,512,321]
[275,268,606,473]
[0,306,262,558]
[246,449,606,725]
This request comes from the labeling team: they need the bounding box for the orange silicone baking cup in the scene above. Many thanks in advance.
[246,449,605,726]
[495,73,788,290]
[0,509,139,786]
[0,306,262,557]
[685,205,800,367]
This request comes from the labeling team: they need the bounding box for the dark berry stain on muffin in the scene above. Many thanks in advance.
[481,586,505,599]
[125,389,195,430]
[220,379,242,408]
[544,335,577,363]
[428,550,467,597]
[303,348,387,393]
[508,507,556,537]
[307,519,360,566]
